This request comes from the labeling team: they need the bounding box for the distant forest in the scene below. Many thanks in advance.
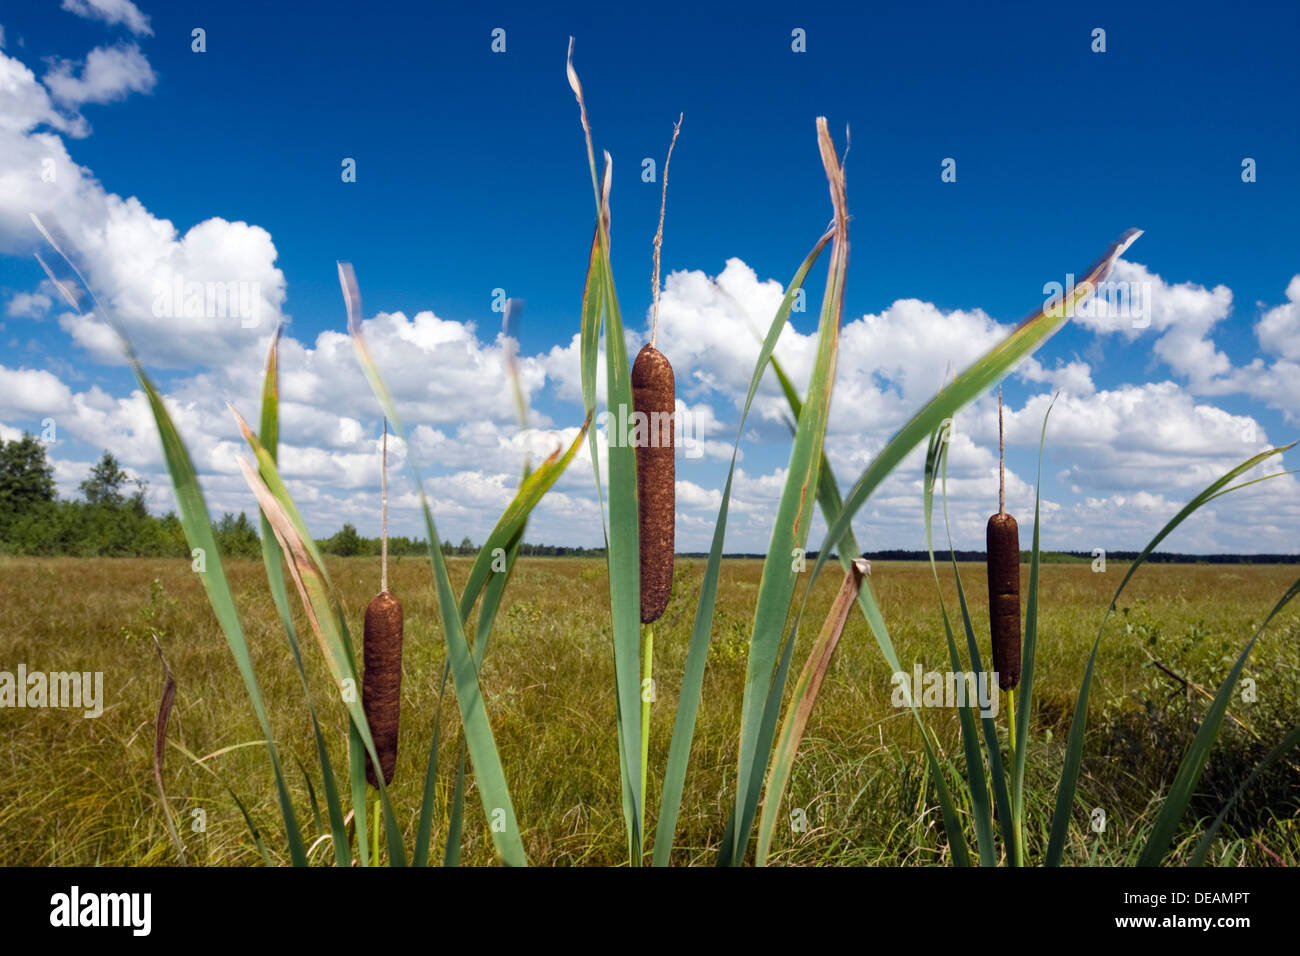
[1,434,1294,563]
[0,433,609,559]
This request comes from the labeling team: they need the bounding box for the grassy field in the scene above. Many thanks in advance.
[1,555,1296,866]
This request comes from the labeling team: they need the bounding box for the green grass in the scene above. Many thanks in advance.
[2,555,1296,866]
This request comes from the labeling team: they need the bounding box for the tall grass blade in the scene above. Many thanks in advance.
[428,337,558,864]
[770,231,1147,862]
[256,329,351,866]
[568,43,644,859]
[1045,443,1294,865]
[151,637,185,864]
[728,118,849,866]
[769,352,977,866]
[1189,722,1300,865]
[1138,573,1300,865]
[234,452,407,865]
[756,558,869,865]
[28,214,309,865]
[442,505,533,864]
[341,263,527,866]
[925,431,996,865]
[169,739,277,866]
[444,742,469,867]
[652,228,833,865]
[802,230,1143,599]
[1011,400,1054,864]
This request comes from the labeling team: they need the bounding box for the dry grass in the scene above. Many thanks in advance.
[1,555,1296,866]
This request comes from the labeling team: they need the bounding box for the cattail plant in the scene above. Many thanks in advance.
[631,113,681,856]
[986,387,1021,694]
[363,419,403,790]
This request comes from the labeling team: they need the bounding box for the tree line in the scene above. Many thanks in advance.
[0,434,606,559]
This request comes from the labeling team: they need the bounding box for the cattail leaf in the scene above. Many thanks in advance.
[28,215,310,866]
[765,229,1145,865]
[294,755,323,838]
[341,264,527,866]
[726,118,849,867]
[423,341,556,864]
[1045,442,1294,865]
[444,742,469,867]
[1009,400,1054,865]
[1138,573,1300,866]
[756,559,869,865]
[455,420,591,627]
[411,692,444,867]
[138,382,310,865]
[594,181,646,860]
[801,229,1144,615]
[770,352,981,865]
[235,454,408,865]
[924,434,997,866]
[439,521,530,866]
[652,228,834,865]
[933,435,1001,864]
[745,622,802,857]
[1189,722,1300,865]
[349,721,369,867]
[428,339,540,867]
[256,330,352,867]
[939,493,1009,865]
[568,41,645,860]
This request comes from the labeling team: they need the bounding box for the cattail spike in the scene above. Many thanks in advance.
[633,344,675,623]
[362,590,403,787]
[365,416,402,788]
[986,512,1021,691]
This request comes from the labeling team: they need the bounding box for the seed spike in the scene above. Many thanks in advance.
[633,345,675,623]
[364,416,403,788]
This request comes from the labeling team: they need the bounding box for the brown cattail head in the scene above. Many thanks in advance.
[632,343,675,624]
[986,512,1021,691]
[363,589,403,787]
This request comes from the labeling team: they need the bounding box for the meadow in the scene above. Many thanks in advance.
[2,554,1296,866]
[8,51,1294,870]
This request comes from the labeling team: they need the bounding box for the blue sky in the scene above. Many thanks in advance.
[1,0,1297,553]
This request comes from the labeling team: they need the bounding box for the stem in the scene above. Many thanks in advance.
[1006,687,1024,867]
[380,418,389,592]
[1006,687,1016,755]
[649,115,683,349]
[998,386,1005,515]
[371,795,380,866]
[640,622,654,860]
